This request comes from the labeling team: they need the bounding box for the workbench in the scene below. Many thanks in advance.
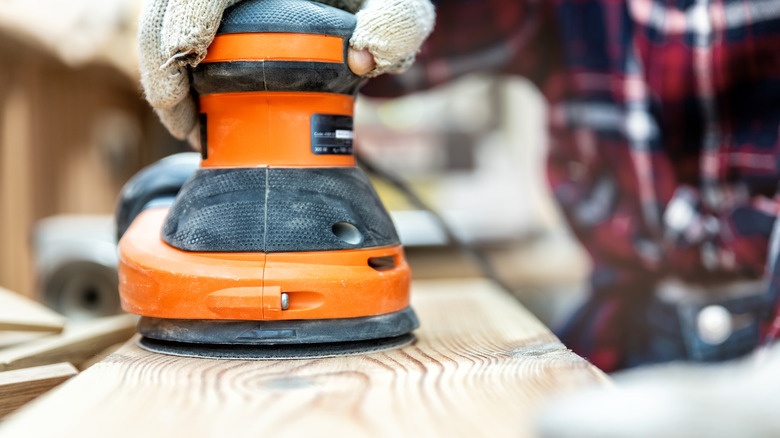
[0,278,608,437]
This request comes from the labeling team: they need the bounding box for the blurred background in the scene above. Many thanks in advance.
[0,0,588,328]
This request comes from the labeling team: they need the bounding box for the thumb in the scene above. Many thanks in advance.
[347,47,376,76]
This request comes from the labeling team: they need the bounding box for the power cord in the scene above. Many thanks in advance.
[356,151,516,295]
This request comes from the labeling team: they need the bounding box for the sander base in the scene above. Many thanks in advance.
[135,307,419,359]
[138,334,415,360]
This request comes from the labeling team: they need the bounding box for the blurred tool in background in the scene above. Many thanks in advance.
[34,216,120,319]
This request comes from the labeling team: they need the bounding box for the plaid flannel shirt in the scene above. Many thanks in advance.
[363,0,780,371]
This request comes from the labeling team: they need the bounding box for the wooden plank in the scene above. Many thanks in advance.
[0,362,77,418]
[75,342,126,371]
[0,331,51,349]
[0,279,608,438]
[0,314,136,371]
[0,72,35,298]
[0,287,66,333]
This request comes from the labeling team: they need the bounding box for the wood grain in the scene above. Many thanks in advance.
[0,286,65,333]
[0,279,608,438]
[0,362,77,418]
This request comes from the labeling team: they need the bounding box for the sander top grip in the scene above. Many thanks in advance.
[192,0,365,98]
[217,0,357,37]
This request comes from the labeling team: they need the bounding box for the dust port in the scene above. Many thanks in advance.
[332,222,363,245]
[368,256,396,271]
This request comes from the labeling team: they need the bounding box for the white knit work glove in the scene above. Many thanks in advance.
[138,0,435,143]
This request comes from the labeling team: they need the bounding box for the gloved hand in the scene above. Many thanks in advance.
[138,0,435,143]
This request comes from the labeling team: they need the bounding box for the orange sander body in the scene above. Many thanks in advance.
[116,0,418,359]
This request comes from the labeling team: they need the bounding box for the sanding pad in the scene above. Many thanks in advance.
[138,334,415,360]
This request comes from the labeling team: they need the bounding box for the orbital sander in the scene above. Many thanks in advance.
[116,0,418,359]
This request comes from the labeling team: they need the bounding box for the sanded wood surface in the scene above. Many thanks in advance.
[0,287,65,333]
[0,279,607,438]
[0,362,77,418]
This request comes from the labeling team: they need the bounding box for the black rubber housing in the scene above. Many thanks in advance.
[137,307,419,346]
[192,61,364,96]
[115,153,201,241]
[191,0,364,97]
[162,167,400,253]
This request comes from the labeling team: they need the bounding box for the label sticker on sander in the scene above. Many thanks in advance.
[311,114,353,155]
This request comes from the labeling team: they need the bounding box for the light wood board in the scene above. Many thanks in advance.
[0,279,608,438]
[0,362,77,418]
[0,331,51,349]
[0,314,137,371]
[0,287,65,333]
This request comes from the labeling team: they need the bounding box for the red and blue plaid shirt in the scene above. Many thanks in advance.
[363,0,780,371]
